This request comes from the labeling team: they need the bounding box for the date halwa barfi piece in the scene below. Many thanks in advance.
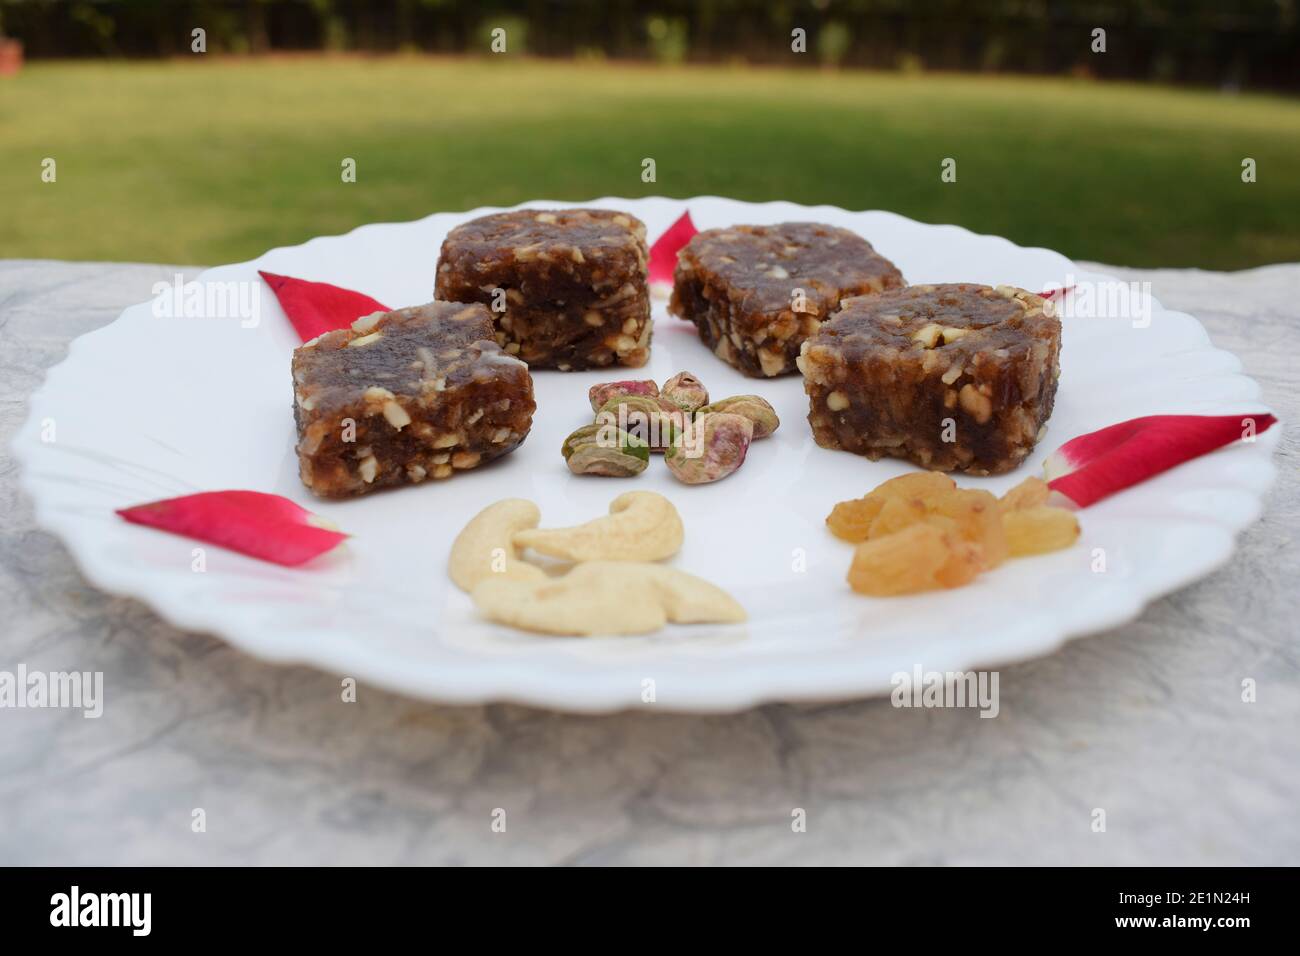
[292,302,536,498]
[435,209,651,371]
[668,222,904,377]
[800,284,1061,475]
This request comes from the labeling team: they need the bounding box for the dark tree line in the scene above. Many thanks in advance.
[2,0,1297,91]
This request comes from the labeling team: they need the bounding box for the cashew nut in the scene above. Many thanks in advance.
[471,561,746,636]
[447,498,547,592]
[512,491,684,563]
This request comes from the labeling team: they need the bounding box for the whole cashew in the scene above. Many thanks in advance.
[471,561,746,636]
[448,498,547,592]
[512,491,684,563]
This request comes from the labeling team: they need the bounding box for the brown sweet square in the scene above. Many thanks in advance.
[435,208,651,371]
[669,222,904,377]
[292,302,535,497]
[800,284,1060,475]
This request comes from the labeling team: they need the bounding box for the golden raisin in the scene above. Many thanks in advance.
[930,488,1008,568]
[1002,506,1080,556]
[831,471,1084,598]
[873,471,957,501]
[999,476,1051,512]
[867,495,928,539]
[847,523,949,596]
[935,536,984,589]
[826,496,885,542]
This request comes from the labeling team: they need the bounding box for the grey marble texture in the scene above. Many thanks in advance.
[0,258,1296,866]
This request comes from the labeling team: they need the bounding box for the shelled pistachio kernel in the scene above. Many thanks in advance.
[665,412,753,484]
[596,394,683,451]
[661,371,710,414]
[562,422,649,477]
[697,394,780,439]
[588,379,660,413]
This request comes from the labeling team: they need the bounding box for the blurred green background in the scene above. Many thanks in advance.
[2,2,1298,269]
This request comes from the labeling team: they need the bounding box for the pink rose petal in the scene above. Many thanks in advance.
[117,491,348,566]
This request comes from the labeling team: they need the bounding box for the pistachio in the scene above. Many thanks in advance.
[587,379,660,413]
[562,422,649,477]
[697,394,780,439]
[596,395,683,452]
[660,371,710,414]
[665,412,753,484]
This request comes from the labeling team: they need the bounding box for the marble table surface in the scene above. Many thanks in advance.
[1,258,1296,866]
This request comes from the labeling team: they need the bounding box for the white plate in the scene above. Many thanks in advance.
[12,197,1279,712]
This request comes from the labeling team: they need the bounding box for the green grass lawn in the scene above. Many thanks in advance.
[2,57,1299,268]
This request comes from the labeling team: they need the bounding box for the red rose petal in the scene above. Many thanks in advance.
[1044,413,1277,508]
[259,270,389,343]
[648,210,698,285]
[117,491,348,566]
